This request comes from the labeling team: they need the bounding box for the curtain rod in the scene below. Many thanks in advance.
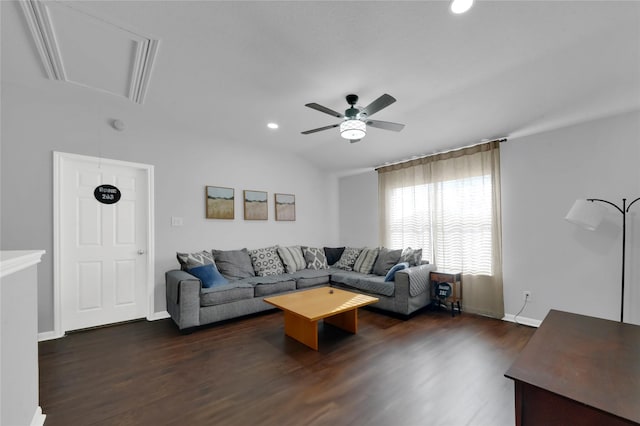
[374,138,507,171]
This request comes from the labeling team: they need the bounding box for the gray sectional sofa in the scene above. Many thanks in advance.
[165,246,436,331]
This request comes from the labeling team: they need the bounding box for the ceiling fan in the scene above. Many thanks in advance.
[301,93,405,143]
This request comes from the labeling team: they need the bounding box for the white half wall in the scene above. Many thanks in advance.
[1,83,339,334]
[501,109,640,325]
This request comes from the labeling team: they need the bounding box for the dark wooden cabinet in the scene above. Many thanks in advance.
[505,310,640,426]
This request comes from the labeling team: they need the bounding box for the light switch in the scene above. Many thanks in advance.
[171,216,184,227]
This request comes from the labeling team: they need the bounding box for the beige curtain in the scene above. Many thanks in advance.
[377,141,504,318]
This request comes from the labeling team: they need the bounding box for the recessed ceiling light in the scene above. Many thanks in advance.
[267,122,279,129]
[450,0,474,14]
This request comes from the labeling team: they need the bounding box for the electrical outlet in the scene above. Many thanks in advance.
[523,291,532,302]
[171,216,184,227]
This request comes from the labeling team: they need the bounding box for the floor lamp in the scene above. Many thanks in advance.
[565,197,640,323]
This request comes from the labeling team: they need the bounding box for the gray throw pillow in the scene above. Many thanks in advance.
[372,248,403,276]
[212,248,255,280]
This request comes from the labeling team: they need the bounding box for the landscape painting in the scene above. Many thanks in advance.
[206,186,234,219]
[244,190,268,220]
[275,193,295,221]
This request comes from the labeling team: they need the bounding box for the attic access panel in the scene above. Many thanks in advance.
[21,0,159,104]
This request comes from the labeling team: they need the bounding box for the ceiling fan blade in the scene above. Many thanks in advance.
[349,139,361,144]
[305,103,344,118]
[301,123,340,135]
[361,94,396,117]
[366,120,405,132]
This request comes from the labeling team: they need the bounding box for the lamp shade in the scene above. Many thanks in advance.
[565,199,606,230]
[340,119,366,140]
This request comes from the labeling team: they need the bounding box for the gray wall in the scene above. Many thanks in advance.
[1,83,339,334]
[501,110,640,325]
[339,171,379,248]
[338,110,640,325]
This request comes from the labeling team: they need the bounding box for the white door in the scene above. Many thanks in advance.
[57,153,151,332]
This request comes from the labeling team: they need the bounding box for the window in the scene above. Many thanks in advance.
[388,174,493,275]
[378,141,503,316]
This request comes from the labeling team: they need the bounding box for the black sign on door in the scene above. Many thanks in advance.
[94,185,121,205]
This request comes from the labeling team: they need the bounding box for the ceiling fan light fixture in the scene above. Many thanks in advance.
[450,0,474,14]
[340,119,366,140]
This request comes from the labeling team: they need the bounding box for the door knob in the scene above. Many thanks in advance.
[137,249,145,255]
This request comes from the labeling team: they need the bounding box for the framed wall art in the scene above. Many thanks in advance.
[275,193,295,221]
[244,190,268,220]
[206,186,234,219]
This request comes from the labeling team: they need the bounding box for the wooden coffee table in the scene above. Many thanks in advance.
[264,287,378,350]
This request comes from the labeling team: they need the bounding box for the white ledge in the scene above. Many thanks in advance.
[0,250,46,278]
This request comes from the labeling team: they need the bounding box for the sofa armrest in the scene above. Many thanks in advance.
[166,270,201,329]
[395,263,437,297]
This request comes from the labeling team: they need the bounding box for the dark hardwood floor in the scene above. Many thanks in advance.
[39,308,535,426]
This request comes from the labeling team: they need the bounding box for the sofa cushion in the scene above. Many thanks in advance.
[176,250,214,270]
[243,275,297,297]
[254,280,296,297]
[200,283,254,307]
[384,262,409,282]
[372,248,403,276]
[187,263,229,288]
[324,247,346,266]
[400,247,423,267]
[249,246,285,276]
[330,271,395,297]
[302,247,329,270]
[277,246,306,273]
[333,247,362,271]
[353,247,380,274]
[212,248,255,281]
[291,268,332,289]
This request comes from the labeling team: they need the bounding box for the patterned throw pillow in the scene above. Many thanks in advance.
[176,250,214,270]
[302,247,329,270]
[353,247,380,274]
[249,247,286,277]
[333,247,363,271]
[277,246,306,273]
[400,247,423,267]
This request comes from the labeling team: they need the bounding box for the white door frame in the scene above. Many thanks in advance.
[53,151,155,338]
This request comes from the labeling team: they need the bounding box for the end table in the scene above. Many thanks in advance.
[430,271,462,317]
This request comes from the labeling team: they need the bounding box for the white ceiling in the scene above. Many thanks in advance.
[3,1,640,175]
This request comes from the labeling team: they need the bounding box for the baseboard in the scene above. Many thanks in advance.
[38,330,64,342]
[31,406,46,426]
[38,313,169,341]
[502,314,542,328]
[147,310,170,321]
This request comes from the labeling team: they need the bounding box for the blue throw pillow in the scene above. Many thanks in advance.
[384,262,409,282]
[188,263,229,288]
